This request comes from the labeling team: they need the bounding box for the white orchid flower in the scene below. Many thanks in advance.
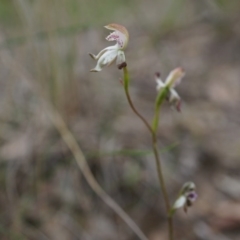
[89,23,129,72]
[155,68,185,111]
[171,182,198,215]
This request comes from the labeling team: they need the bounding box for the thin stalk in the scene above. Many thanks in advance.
[152,132,173,240]
[123,67,153,135]
[123,66,174,240]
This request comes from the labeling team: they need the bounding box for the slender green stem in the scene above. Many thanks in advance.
[152,132,173,240]
[152,104,160,133]
[122,66,174,240]
[123,67,153,135]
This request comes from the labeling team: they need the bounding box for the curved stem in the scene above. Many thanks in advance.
[123,67,153,135]
[123,66,174,240]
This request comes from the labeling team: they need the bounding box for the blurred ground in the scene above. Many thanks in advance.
[0,0,240,239]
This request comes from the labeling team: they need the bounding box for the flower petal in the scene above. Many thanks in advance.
[173,196,186,210]
[182,182,196,194]
[89,45,118,60]
[169,89,180,103]
[156,78,165,91]
[168,89,181,111]
[105,23,129,49]
[116,50,126,66]
[90,49,118,72]
[165,67,185,88]
[187,192,198,203]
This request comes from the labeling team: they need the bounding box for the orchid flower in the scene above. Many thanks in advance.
[155,68,185,111]
[89,23,129,72]
[170,182,198,216]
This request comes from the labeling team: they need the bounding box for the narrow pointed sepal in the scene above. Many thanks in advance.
[89,53,97,60]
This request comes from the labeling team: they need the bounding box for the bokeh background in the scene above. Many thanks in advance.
[0,0,240,239]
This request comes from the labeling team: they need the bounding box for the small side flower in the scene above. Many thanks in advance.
[155,68,185,111]
[169,182,197,217]
[89,23,129,72]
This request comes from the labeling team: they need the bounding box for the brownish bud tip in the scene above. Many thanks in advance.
[118,62,127,70]
[176,100,181,112]
[155,72,161,78]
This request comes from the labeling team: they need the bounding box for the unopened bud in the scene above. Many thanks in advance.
[170,182,197,216]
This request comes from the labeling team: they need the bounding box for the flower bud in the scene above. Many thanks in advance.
[170,182,197,216]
